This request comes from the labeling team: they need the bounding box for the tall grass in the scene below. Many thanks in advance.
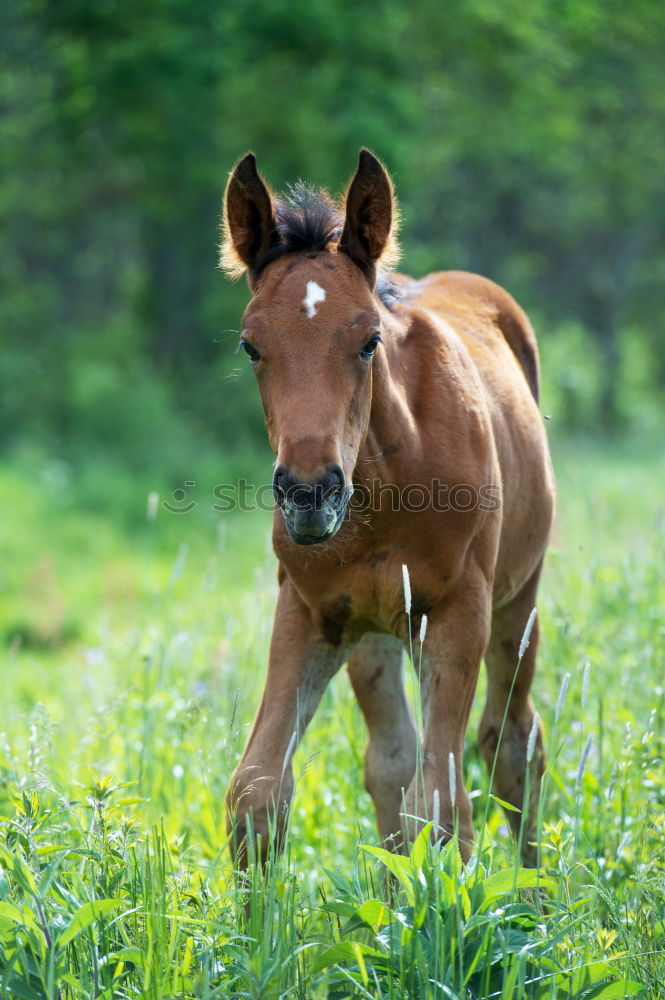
[0,438,663,997]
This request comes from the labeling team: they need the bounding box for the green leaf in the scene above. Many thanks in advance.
[2,976,43,1000]
[322,867,359,900]
[0,846,37,896]
[589,980,644,999]
[413,892,428,929]
[481,868,556,908]
[99,946,144,969]
[320,901,357,919]
[355,898,392,931]
[59,899,125,948]
[360,846,415,904]
[490,794,522,814]
[115,946,144,966]
[463,926,493,985]
[411,821,432,871]
[458,882,471,921]
[0,900,38,930]
[311,941,385,975]
[439,870,455,907]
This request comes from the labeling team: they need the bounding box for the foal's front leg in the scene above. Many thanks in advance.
[402,568,492,860]
[226,579,346,865]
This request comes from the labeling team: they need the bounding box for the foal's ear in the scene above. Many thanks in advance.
[339,149,398,282]
[221,152,277,283]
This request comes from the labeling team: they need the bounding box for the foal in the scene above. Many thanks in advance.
[221,150,555,865]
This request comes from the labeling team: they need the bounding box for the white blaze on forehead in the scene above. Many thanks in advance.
[303,280,326,318]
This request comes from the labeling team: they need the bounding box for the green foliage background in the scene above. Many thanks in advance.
[2,0,664,496]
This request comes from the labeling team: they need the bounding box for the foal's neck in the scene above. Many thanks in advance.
[356,309,417,490]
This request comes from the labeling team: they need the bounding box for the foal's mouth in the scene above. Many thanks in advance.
[278,488,352,546]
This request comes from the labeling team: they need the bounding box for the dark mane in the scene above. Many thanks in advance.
[255,181,403,310]
[375,272,403,309]
[256,183,342,274]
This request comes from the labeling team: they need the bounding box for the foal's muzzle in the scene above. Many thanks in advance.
[273,463,350,545]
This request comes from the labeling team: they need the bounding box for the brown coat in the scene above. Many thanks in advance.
[222,150,555,864]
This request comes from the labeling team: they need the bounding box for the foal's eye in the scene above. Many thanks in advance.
[240,340,261,363]
[359,333,382,359]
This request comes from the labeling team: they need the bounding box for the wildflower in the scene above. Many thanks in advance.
[576,735,593,786]
[519,607,537,659]
[555,672,570,722]
[402,564,411,616]
[432,787,440,832]
[448,751,456,808]
[581,662,591,707]
[526,712,540,763]
[282,730,297,776]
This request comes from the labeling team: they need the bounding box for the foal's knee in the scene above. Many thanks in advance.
[364,736,416,802]
[226,765,293,866]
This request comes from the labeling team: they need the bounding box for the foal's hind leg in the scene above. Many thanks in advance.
[348,633,418,847]
[479,561,546,865]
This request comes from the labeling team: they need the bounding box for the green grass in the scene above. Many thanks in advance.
[0,436,663,998]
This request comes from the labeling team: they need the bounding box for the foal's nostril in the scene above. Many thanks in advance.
[273,465,290,506]
[273,467,316,510]
[321,463,345,498]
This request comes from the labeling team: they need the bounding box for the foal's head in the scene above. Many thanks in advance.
[221,150,397,545]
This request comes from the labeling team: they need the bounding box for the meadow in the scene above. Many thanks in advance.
[0,434,663,999]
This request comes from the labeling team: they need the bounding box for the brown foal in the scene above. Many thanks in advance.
[221,150,555,866]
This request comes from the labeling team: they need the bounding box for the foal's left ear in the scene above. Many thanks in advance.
[339,149,398,283]
[220,152,277,284]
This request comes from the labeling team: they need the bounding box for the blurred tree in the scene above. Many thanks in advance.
[1,0,663,469]
[401,0,665,426]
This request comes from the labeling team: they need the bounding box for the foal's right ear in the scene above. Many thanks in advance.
[220,153,277,284]
[339,149,398,283]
